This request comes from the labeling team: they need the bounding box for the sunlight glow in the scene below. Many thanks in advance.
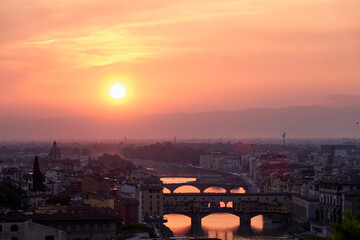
[110,83,126,99]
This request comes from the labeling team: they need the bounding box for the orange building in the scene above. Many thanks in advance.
[81,176,112,194]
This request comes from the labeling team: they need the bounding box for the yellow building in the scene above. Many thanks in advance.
[84,197,114,209]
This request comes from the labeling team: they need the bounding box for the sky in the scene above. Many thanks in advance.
[1,0,360,119]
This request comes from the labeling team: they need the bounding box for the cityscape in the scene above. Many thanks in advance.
[1,0,360,240]
[1,139,360,239]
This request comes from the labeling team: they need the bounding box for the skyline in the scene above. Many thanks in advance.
[1,0,360,119]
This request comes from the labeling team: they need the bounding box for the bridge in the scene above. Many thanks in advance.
[163,192,291,226]
[163,182,249,193]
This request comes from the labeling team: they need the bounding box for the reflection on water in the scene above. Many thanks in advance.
[164,213,265,240]
[203,213,240,240]
[164,214,191,236]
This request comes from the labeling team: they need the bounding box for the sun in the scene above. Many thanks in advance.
[109,83,126,99]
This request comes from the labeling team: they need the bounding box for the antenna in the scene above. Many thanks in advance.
[356,122,359,145]
[282,131,286,148]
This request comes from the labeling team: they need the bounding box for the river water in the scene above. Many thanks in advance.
[161,177,292,240]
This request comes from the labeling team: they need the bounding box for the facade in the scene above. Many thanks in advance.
[292,194,319,223]
[81,176,112,194]
[5,211,119,240]
[140,176,164,220]
[320,145,356,157]
[343,190,360,222]
[84,196,115,209]
[200,152,241,171]
[319,178,360,224]
[0,220,67,240]
[128,167,152,184]
[115,198,139,225]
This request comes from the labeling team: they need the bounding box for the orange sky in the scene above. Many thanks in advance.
[1,0,360,118]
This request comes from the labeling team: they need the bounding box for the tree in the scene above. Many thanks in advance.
[32,156,45,191]
[46,195,71,206]
[0,182,24,209]
[331,210,360,240]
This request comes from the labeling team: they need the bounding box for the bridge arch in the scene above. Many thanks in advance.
[250,214,264,233]
[163,187,171,194]
[204,186,227,193]
[173,185,201,193]
[230,187,246,193]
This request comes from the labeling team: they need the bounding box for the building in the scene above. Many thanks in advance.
[83,195,115,209]
[200,152,241,171]
[0,220,67,240]
[140,176,164,221]
[292,194,319,223]
[320,145,356,158]
[48,141,61,160]
[115,198,139,225]
[343,190,360,222]
[81,176,113,194]
[319,178,360,224]
[5,210,119,240]
[128,167,152,184]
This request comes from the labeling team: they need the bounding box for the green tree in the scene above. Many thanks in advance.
[331,210,360,240]
[0,182,24,209]
[46,195,71,206]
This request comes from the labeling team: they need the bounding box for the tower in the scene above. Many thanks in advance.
[32,156,44,192]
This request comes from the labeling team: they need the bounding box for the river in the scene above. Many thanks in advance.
[161,177,292,240]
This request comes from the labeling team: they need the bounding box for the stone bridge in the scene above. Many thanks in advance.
[164,192,291,226]
[163,182,249,194]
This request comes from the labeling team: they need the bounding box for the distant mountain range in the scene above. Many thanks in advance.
[1,105,359,140]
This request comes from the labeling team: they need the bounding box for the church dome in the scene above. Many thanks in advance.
[48,141,61,159]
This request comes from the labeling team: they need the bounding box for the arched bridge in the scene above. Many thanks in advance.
[164,192,291,225]
[163,182,249,194]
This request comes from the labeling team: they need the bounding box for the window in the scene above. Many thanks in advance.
[103,224,108,231]
[45,236,54,240]
[66,224,71,231]
[0,225,2,232]
[10,224,18,232]
[93,224,99,231]
[11,237,18,240]
[76,224,80,231]
[57,225,62,230]
[85,224,90,231]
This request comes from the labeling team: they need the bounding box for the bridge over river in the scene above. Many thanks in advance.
[163,182,249,193]
[163,192,291,226]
